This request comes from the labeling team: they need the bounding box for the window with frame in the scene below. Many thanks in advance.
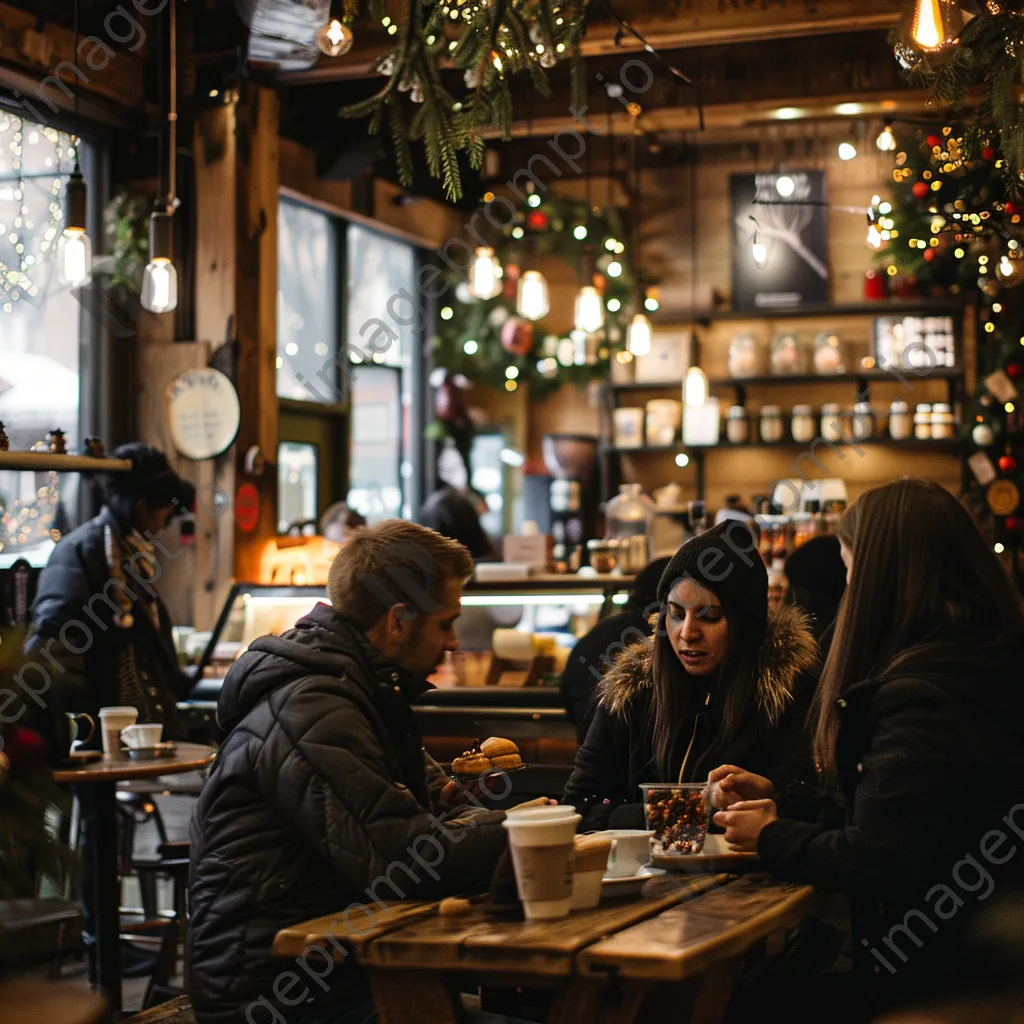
[0,116,85,568]
[275,196,422,533]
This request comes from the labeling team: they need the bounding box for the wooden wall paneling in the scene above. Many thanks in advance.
[194,102,239,627]
[234,84,281,582]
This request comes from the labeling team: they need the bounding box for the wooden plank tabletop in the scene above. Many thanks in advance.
[273,900,439,960]
[365,872,728,977]
[577,873,816,983]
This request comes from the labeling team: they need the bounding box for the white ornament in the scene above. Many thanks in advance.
[455,282,472,304]
[973,422,996,447]
[488,305,511,327]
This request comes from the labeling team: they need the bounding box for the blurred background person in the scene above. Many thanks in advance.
[320,501,366,545]
[783,535,847,645]
[558,557,670,743]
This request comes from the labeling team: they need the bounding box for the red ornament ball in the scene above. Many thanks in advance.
[1006,516,1024,533]
[982,146,995,161]
[5,727,46,774]
[998,453,1018,473]
[1006,202,1017,216]
[500,315,534,356]
[434,374,467,426]
[1007,363,1024,380]
[526,210,549,231]
[926,135,941,149]
[912,181,930,199]
[922,249,936,262]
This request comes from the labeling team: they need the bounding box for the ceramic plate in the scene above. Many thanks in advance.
[601,865,666,899]
[650,833,760,872]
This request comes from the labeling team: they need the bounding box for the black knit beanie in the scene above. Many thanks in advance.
[656,520,768,631]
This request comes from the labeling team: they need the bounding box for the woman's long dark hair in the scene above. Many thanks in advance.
[649,590,764,777]
[812,478,1024,772]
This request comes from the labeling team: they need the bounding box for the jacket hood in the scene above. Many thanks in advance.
[597,602,817,726]
[217,603,430,733]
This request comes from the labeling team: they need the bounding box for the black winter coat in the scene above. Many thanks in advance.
[26,509,191,748]
[757,640,1024,1013]
[563,604,818,831]
[187,604,508,1024]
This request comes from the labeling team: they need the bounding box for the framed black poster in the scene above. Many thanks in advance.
[731,171,829,312]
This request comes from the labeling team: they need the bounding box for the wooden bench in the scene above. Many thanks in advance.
[125,995,196,1024]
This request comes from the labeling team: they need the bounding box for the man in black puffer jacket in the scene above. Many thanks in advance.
[188,522,509,1024]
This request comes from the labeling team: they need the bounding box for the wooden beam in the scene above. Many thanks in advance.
[0,2,145,112]
[276,0,902,85]
[234,83,280,583]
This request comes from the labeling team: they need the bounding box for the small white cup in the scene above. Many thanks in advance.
[503,811,581,920]
[603,830,655,878]
[121,723,163,750]
[98,706,138,756]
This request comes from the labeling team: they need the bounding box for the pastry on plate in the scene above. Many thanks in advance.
[480,736,522,770]
[451,750,492,774]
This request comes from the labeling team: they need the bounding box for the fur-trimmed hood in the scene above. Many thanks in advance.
[596,602,818,726]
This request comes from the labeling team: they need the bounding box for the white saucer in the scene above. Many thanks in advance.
[600,865,666,899]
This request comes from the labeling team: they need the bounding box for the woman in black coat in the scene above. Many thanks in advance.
[714,479,1024,1018]
[563,521,818,831]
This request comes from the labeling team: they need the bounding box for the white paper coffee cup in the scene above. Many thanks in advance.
[503,810,580,920]
[98,706,138,756]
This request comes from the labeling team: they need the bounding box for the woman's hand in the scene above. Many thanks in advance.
[712,799,778,852]
[706,764,775,809]
[439,778,485,809]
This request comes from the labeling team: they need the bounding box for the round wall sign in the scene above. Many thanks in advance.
[987,479,1021,517]
[165,368,241,460]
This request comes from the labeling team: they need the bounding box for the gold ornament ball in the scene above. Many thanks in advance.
[317,19,354,57]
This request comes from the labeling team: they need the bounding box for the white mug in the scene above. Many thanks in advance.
[98,706,138,756]
[603,830,654,878]
[121,723,163,750]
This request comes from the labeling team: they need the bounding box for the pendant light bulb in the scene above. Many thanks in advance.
[999,254,1015,278]
[876,121,897,152]
[141,209,178,314]
[317,18,354,57]
[573,285,605,334]
[468,246,502,300]
[911,0,945,49]
[516,270,549,321]
[684,365,708,408]
[867,222,883,250]
[626,313,652,356]
[58,167,91,286]
[751,233,769,270]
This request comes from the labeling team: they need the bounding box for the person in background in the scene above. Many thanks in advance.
[188,521,513,1024]
[563,521,818,831]
[783,535,847,644]
[27,443,196,745]
[320,501,366,545]
[418,485,494,560]
[558,557,671,743]
[712,480,1024,1021]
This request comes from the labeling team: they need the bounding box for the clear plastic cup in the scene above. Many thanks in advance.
[639,783,710,855]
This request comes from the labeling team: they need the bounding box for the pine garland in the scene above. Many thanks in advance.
[340,0,593,200]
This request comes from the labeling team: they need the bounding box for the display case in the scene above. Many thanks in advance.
[180,575,634,785]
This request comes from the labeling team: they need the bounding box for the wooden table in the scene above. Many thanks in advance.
[275,872,815,1024]
[53,743,217,1014]
[0,977,110,1024]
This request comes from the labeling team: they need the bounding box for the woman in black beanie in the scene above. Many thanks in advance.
[563,520,819,831]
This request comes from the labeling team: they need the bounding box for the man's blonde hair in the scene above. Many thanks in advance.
[326,519,474,630]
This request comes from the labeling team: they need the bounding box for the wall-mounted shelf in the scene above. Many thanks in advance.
[612,368,964,392]
[602,438,964,455]
[650,300,967,324]
[0,452,132,473]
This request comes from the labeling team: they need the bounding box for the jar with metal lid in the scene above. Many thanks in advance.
[914,403,933,440]
[850,401,875,441]
[821,402,843,441]
[770,333,804,375]
[888,399,912,440]
[759,405,784,444]
[728,334,759,378]
[791,404,816,444]
[726,405,749,444]
[931,402,955,440]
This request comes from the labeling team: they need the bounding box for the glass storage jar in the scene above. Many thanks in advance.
[728,334,759,378]
[888,399,912,440]
[759,405,784,444]
[791,404,816,444]
[726,405,749,444]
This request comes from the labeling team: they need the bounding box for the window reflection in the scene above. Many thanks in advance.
[277,442,318,534]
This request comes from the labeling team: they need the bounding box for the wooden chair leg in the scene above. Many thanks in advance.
[365,969,465,1024]
[548,978,648,1024]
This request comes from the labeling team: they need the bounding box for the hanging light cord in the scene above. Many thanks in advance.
[167,0,177,211]
[73,0,80,172]
[601,0,704,131]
